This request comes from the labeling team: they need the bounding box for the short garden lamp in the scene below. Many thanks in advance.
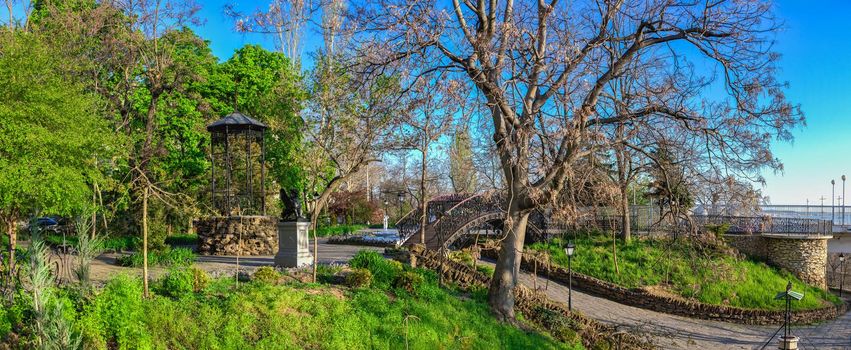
[774,281,803,350]
[564,241,575,311]
[840,254,846,298]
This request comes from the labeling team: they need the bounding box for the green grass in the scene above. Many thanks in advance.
[115,247,196,268]
[529,235,842,311]
[315,224,368,237]
[26,253,579,350]
[164,233,199,246]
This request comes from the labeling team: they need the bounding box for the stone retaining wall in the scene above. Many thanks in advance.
[194,216,278,256]
[724,234,829,288]
[406,245,654,349]
[481,247,846,325]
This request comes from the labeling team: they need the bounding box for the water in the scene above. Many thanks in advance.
[761,205,851,225]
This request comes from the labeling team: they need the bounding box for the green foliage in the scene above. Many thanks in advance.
[0,307,10,340]
[78,274,152,349]
[164,234,199,246]
[349,250,403,288]
[476,265,495,277]
[449,126,478,193]
[190,267,211,292]
[156,268,195,299]
[0,31,112,227]
[252,266,281,285]
[530,235,841,311]
[346,268,373,288]
[315,224,367,237]
[393,270,424,294]
[116,247,195,268]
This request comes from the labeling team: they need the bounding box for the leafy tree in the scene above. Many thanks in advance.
[449,125,477,193]
[0,32,111,269]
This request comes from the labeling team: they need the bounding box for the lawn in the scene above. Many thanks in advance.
[315,224,368,237]
[2,251,580,350]
[528,234,842,311]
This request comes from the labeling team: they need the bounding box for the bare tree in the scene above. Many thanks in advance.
[399,73,457,243]
[350,0,803,319]
[226,0,312,67]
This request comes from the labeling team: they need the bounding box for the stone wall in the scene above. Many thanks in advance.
[194,216,278,256]
[725,234,831,289]
[481,247,846,325]
[724,234,767,260]
[764,235,829,288]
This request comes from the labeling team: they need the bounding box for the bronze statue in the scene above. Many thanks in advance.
[280,188,304,221]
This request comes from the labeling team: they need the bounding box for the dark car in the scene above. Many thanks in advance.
[34,217,60,233]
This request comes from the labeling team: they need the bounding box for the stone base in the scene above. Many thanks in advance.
[275,221,313,267]
[194,216,277,256]
[778,335,798,350]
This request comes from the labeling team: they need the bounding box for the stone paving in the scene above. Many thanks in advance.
[500,260,851,349]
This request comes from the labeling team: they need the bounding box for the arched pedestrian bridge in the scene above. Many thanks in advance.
[396,192,834,287]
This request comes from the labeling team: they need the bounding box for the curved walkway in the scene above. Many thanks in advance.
[482,258,851,349]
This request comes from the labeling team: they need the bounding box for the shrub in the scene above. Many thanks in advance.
[164,234,199,246]
[190,267,210,292]
[349,250,402,287]
[346,268,373,288]
[0,307,10,340]
[157,269,194,298]
[393,270,425,294]
[252,266,281,285]
[116,247,195,268]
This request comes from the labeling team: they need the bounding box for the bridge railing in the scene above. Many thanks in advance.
[691,215,833,236]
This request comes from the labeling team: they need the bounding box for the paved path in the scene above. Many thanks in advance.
[482,258,851,349]
[87,238,380,282]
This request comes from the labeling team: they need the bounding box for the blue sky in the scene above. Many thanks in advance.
[8,0,847,204]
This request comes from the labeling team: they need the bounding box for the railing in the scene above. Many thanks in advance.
[691,215,833,236]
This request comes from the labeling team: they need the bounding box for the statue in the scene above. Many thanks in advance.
[280,188,304,221]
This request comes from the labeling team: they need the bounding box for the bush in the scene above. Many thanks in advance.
[116,247,195,268]
[164,234,199,246]
[315,224,368,237]
[190,267,210,292]
[252,266,281,285]
[157,268,194,298]
[393,270,424,294]
[346,268,373,288]
[0,307,10,340]
[349,250,402,287]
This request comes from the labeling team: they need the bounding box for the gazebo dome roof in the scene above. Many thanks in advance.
[207,112,268,132]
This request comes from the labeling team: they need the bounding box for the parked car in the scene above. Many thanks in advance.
[34,217,61,233]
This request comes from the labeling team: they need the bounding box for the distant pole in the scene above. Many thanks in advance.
[806,199,809,216]
[832,179,836,223]
[821,196,826,218]
[843,175,847,225]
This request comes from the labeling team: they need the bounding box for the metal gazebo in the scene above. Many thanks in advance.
[208,112,267,216]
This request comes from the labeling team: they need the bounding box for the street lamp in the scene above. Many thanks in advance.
[840,254,846,298]
[564,241,575,311]
[832,179,836,223]
[397,191,406,220]
[843,175,847,226]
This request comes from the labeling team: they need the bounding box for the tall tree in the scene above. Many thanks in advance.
[351,0,804,319]
[0,31,111,270]
[449,125,477,193]
[400,74,456,243]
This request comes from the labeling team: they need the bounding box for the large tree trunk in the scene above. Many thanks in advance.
[487,206,530,321]
[621,184,631,242]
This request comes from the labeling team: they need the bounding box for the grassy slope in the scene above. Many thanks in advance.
[529,235,841,311]
[66,263,578,349]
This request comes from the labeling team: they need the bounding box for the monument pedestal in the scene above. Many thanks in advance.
[275,220,313,267]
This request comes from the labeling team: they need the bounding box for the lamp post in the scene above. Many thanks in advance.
[564,241,575,311]
[397,191,405,221]
[832,179,836,223]
[840,254,846,298]
[840,175,845,225]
